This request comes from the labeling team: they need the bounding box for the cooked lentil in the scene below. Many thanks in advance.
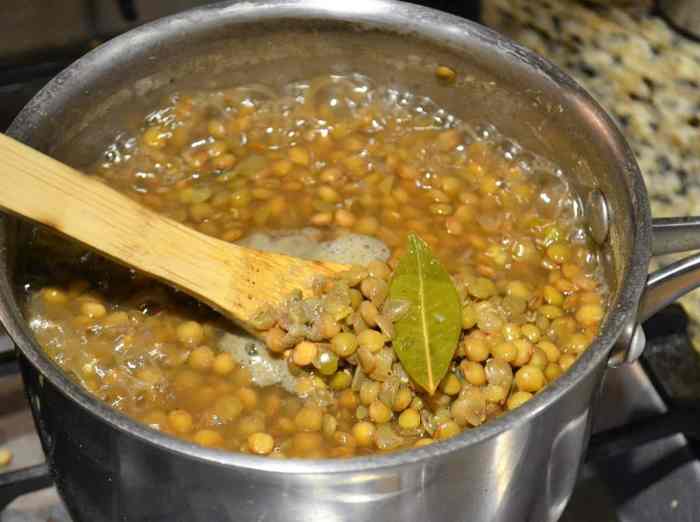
[0,448,12,468]
[24,73,606,458]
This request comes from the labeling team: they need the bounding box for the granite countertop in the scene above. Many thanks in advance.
[483,0,700,348]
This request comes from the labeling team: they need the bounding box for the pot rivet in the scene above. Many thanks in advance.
[586,189,610,245]
[609,322,646,367]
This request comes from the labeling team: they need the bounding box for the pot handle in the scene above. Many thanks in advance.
[650,216,700,256]
[610,217,700,366]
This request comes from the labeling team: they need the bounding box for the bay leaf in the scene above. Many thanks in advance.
[388,234,462,394]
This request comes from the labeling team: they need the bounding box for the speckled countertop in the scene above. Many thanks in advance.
[483,0,700,348]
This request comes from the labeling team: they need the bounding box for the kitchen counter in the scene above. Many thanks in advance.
[484,0,700,348]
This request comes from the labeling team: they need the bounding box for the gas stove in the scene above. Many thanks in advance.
[0,2,699,521]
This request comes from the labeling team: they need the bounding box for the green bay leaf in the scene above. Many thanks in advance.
[389,234,462,394]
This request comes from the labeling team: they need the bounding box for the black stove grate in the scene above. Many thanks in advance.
[586,305,700,463]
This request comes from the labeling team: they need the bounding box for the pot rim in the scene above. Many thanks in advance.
[3,0,651,474]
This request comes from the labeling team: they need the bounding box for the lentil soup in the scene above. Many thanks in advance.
[24,73,606,458]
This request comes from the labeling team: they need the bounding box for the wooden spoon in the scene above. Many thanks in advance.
[0,133,349,334]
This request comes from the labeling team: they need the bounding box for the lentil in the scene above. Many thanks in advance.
[248,432,275,455]
[357,329,386,352]
[168,410,194,434]
[0,448,13,468]
[188,346,215,371]
[352,421,376,447]
[507,391,533,411]
[293,341,318,367]
[369,400,393,424]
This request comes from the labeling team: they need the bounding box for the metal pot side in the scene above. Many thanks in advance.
[0,1,651,521]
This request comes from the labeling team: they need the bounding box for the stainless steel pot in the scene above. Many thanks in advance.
[658,0,700,39]
[2,1,700,521]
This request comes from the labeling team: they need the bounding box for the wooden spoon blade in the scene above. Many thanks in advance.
[0,133,349,334]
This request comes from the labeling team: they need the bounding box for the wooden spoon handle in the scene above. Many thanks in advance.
[0,133,244,316]
[0,133,346,331]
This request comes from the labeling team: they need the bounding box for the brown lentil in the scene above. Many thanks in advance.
[248,432,275,455]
